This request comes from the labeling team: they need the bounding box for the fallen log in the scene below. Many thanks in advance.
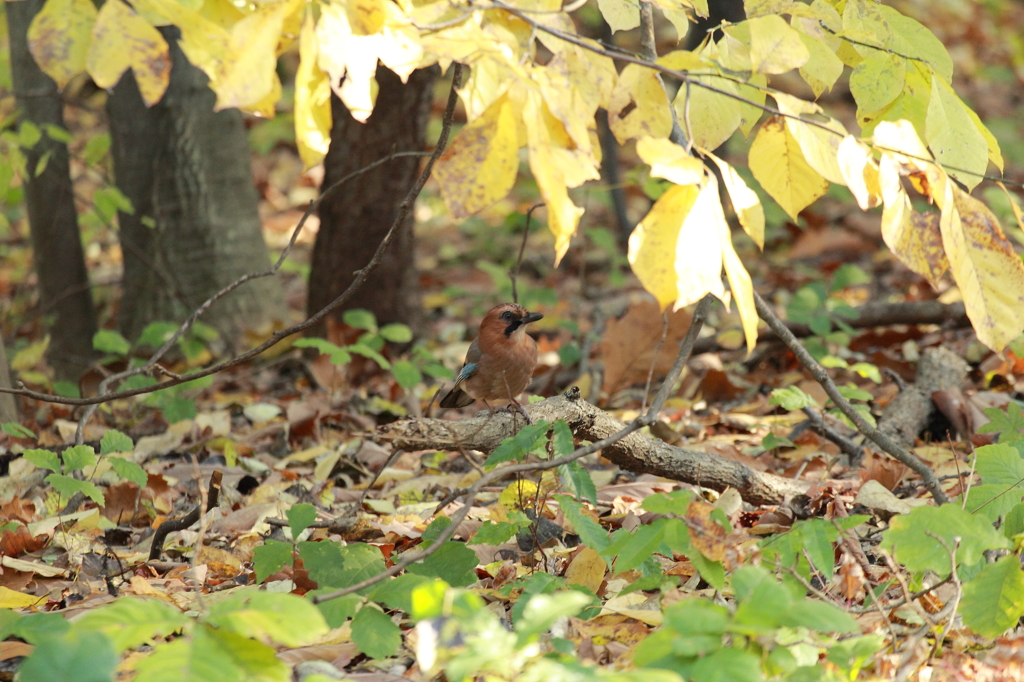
[377,389,811,506]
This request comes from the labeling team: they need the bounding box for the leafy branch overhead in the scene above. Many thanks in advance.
[25,0,1024,350]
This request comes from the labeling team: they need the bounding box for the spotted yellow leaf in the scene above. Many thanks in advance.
[607,64,672,144]
[837,136,881,210]
[747,14,809,74]
[87,0,170,106]
[434,92,520,218]
[748,116,827,221]
[27,0,97,89]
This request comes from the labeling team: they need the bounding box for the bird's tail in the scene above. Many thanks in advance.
[439,386,475,409]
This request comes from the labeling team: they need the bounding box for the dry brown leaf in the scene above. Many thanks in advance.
[598,301,693,397]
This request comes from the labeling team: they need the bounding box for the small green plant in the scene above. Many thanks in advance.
[296,308,453,389]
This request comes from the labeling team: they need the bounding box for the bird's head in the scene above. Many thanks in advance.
[481,303,544,340]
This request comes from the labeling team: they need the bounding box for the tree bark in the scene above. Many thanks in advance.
[378,391,812,506]
[0,338,16,423]
[107,27,285,346]
[7,0,98,381]
[307,66,437,333]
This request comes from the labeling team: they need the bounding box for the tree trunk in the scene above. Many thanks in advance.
[7,0,98,381]
[307,66,437,333]
[0,338,16,423]
[107,27,285,346]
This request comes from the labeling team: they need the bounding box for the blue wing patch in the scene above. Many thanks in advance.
[454,362,478,387]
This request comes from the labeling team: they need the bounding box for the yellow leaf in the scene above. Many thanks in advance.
[434,93,520,218]
[27,0,97,89]
[774,92,847,184]
[243,71,282,118]
[565,546,606,593]
[674,180,727,308]
[878,154,948,288]
[457,58,512,122]
[796,32,842,98]
[132,0,230,78]
[837,136,881,210]
[607,63,672,144]
[0,587,46,610]
[747,14,809,75]
[858,60,931,140]
[524,92,590,266]
[748,116,827,221]
[538,48,614,155]
[871,119,944,202]
[213,0,301,111]
[657,50,709,72]
[995,181,1024,248]
[636,137,705,186]
[713,180,759,352]
[941,185,1024,351]
[675,75,741,151]
[703,149,765,249]
[925,75,989,192]
[87,0,171,106]
[317,0,422,122]
[295,12,332,169]
[628,184,701,311]
[347,0,387,35]
[596,0,639,33]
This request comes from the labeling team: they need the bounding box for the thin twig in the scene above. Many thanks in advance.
[800,405,865,465]
[753,292,948,505]
[148,470,222,562]
[511,203,544,305]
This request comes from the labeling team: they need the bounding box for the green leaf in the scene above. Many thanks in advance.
[484,421,551,468]
[733,565,792,630]
[286,503,318,540]
[782,599,859,633]
[1004,503,1024,538]
[978,402,1024,442]
[829,264,871,292]
[391,359,422,389]
[18,121,41,149]
[74,597,190,652]
[837,384,873,402]
[100,429,134,455]
[959,554,1024,638]
[43,124,72,143]
[880,504,1009,577]
[761,432,794,450]
[471,519,527,546]
[92,329,131,356]
[348,343,391,370]
[46,474,104,505]
[368,573,431,614]
[342,309,377,332]
[1,612,69,643]
[602,522,666,574]
[53,381,81,398]
[110,457,148,487]
[556,495,610,553]
[557,461,597,506]
[515,591,592,646]
[62,444,97,472]
[83,133,111,166]
[23,449,59,473]
[300,541,384,594]
[826,634,886,679]
[205,590,328,647]
[313,593,363,628]
[93,186,134,220]
[925,74,989,191]
[406,541,479,587]
[136,321,179,348]
[253,540,293,583]
[641,490,696,516]
[769,386,816,410]
[19,630,117,682]
[2,422,35,439]
[421,516,452,545]
[351,605,400,659]
[551,419,574,457]
[133,625,290,682]
[378,323,413,343]
[689,647,762,682]
[294,337,352,365]
[162,397,197,424]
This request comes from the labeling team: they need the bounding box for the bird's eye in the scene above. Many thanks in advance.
[501,311,514,321]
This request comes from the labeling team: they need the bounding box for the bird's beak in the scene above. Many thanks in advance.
[522,312,544,325]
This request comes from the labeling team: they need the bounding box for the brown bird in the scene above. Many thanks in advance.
[439,303,543,412]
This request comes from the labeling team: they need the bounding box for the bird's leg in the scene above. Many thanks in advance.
[509,397,532,425]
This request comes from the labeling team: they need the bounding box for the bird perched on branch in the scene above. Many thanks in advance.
[439,303,543,414]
